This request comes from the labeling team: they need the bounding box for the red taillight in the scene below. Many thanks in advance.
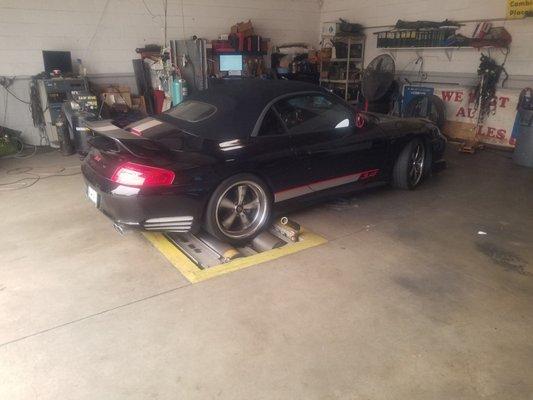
[110,162,175,187]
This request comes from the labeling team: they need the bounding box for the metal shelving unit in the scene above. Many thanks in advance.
[319,35,365,102]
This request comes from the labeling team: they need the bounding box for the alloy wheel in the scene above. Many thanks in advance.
[215,181,268,240]
[408,143,425,186]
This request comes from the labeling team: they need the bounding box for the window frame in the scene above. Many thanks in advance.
[256,107,289,137]
[251,91,354,138]
[165,100,217,123]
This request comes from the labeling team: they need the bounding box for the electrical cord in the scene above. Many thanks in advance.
[0,166,80,191]
[1,75,49,147]
[86,0,111,54]
[1,86,38,158]
[2,85,31,104]
[3,85,7,125]
[180,0,186,39]
[11,142,38,159]
[0,76,31,105]
[141,0,158,17]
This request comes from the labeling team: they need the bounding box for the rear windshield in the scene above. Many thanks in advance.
[166,100,216,122]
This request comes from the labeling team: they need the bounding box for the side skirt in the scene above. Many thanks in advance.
[274,169,380,203]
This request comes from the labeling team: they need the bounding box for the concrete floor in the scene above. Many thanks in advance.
[0,146,532,400]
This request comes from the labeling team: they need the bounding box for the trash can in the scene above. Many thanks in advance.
[513,88,533,168]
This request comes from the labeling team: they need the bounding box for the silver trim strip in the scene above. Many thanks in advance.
[144,224,193,228]
[274,171,368,203]
[274,185,313,202]
[145,227,191,232]
[309,172,362,192]
[130,119,163,132]
[145,216,193,223]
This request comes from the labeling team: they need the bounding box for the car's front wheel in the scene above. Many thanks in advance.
[204,174,272,245]
[392,139,428,190]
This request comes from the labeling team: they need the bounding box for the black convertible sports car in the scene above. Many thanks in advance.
[82,80,446,244]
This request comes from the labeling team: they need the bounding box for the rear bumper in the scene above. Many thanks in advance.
[81,163,205,233]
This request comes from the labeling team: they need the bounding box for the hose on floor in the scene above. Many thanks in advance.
[0,166,80,191]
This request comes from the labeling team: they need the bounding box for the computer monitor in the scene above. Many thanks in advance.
[219,54,243,74]
[42,51,73,75]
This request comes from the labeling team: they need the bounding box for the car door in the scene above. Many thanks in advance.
[245,108,314,202]
[274,93,389,193]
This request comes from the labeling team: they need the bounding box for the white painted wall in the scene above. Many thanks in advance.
[319,0,533,84]
[0,0,320,144]
[0,0,320,76]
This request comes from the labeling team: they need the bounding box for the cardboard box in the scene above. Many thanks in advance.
[240,28,254,38]
[230,20,254,38]
[320,47,332,61]
[131,95,147,115]
[237,20,253,32]
[101,86,132,108]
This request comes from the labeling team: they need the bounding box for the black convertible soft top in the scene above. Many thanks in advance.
[156,80,324,141]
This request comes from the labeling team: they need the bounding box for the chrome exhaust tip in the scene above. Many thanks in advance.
[113,223,126,235]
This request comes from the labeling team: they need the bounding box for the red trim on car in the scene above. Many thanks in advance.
[274,168,380,202]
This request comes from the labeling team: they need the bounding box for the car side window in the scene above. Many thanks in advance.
[274,95,353,135]
[257,109,286,136]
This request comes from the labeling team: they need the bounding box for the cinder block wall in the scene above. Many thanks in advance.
[0,0,320,144]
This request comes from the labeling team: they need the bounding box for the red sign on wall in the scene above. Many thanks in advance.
[435,86,519,148]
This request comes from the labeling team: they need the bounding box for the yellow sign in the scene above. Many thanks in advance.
[507,0,533,19]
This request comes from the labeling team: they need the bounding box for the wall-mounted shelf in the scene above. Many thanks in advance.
[322,57,363,62]
[320,79,360,84]
[382,46,496,61]
[380,46,493,50]
[212,50,267,56]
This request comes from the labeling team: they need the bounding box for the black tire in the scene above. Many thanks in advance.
[392,139,428,190]
[13,137,24,154]
[204,173,272,245]
[422,141,433,178]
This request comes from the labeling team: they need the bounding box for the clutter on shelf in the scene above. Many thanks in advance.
[271,43,319,83]
[375,19,512,49]
[210,19,270,79]
[319,19,365,104]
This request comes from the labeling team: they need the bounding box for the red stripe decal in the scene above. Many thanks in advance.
[274,168,380,202]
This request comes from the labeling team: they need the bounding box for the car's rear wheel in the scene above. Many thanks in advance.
[392,139,427,190]
[204,174,272,245]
